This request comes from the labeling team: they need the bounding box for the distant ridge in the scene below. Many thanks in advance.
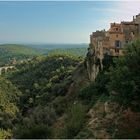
[27,43,88,50]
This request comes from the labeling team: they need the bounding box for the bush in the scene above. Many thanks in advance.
[75,127,94,139]
[102,54,116,71]
[79,81,95,101]
[14,124,51,139]
[0,129,13,139]
[60,103,86,138]
[24,106,57,126]
[52,96,68,115]
[116,109,140,138]
[78,72,109,106]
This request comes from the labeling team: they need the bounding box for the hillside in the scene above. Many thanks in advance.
[28,44,88,57]
[47,48,87,57]
[0,44,44,66]
[7,55,82,107]
[28,43,88,50]
[1,40,140,138]
[0,77,21,138]
[5,54,85,138]
[0,44,87,67]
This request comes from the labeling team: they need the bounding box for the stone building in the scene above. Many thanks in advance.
[90,13,140,58]
[134,13,140,33]
[109,23,126,56]
[86,13,140,81]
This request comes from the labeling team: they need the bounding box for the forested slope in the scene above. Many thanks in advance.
[0,44,86,67]
[0,40,140,138]
[0,77,21,138]
[0,44,44,66]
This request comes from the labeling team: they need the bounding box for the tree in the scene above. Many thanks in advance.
[60,103,86,138]
[108,40,140,110]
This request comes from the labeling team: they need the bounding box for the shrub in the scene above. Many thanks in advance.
[52,96,68,115]
[116,109,140,138]
[60,103,86,138]
[14,124,51,139]
[75,127,94,139]
[0,129,13,139]
[108,40,140,109]
[78,72,109,106]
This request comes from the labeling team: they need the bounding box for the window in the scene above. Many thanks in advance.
[116,28,118,31]
[116,34,118,37]
[115,48,119,53]
[115,40,121,48]
[131,31,134,35]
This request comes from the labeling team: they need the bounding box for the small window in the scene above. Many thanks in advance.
[115,40,121,48]
[116,34,118,37]
[116,28,118,31]
[115,48,119,53]
[131,31,135,35]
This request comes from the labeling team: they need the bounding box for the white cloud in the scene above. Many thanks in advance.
[111,1,140,22]
[91,1,140,23]
[114,1,140,21]
[90,1,140,32]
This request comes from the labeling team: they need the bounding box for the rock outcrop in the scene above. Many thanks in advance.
[87,99,121,138]
[85,45,102,81]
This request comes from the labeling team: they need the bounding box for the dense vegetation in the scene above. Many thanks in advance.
[0,44,86,67]
[2,54,84,138]
[108,40,140,110]
[0,40,140,138]
[48,48,87,58]
[0,77,21,138]
[7,55,82,110]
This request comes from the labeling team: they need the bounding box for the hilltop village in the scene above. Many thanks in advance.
[1,7,140,138]
[86,13,140,81]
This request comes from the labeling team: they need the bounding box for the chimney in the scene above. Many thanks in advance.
[133,16,135,21]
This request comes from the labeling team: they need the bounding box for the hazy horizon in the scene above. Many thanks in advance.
[0,42,88,45]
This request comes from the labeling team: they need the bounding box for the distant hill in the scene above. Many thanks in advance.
[28,44,88,50]
[0,44,45,66]
[0,44,88,66]
[28,44,88,57]
[47,48,87,57]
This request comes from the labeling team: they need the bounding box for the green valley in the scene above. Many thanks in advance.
[0,44,87,67]
[0,44,45,67]
[0,40,140,138]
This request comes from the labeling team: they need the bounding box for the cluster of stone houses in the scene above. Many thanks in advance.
[89,13,140,58]
[86,13,140,81]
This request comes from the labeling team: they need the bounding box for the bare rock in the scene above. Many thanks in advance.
[94,129,110,139]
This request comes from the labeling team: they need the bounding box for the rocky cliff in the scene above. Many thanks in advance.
[85,45,102,81]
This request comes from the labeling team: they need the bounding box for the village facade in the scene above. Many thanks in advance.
[89,13,140,58]
[86,13,140,81]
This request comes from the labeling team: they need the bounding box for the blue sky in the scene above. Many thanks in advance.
[0,1,140,44]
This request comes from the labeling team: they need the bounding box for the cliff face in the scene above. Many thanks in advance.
[85,45,102,81]
[81,39,140,139]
